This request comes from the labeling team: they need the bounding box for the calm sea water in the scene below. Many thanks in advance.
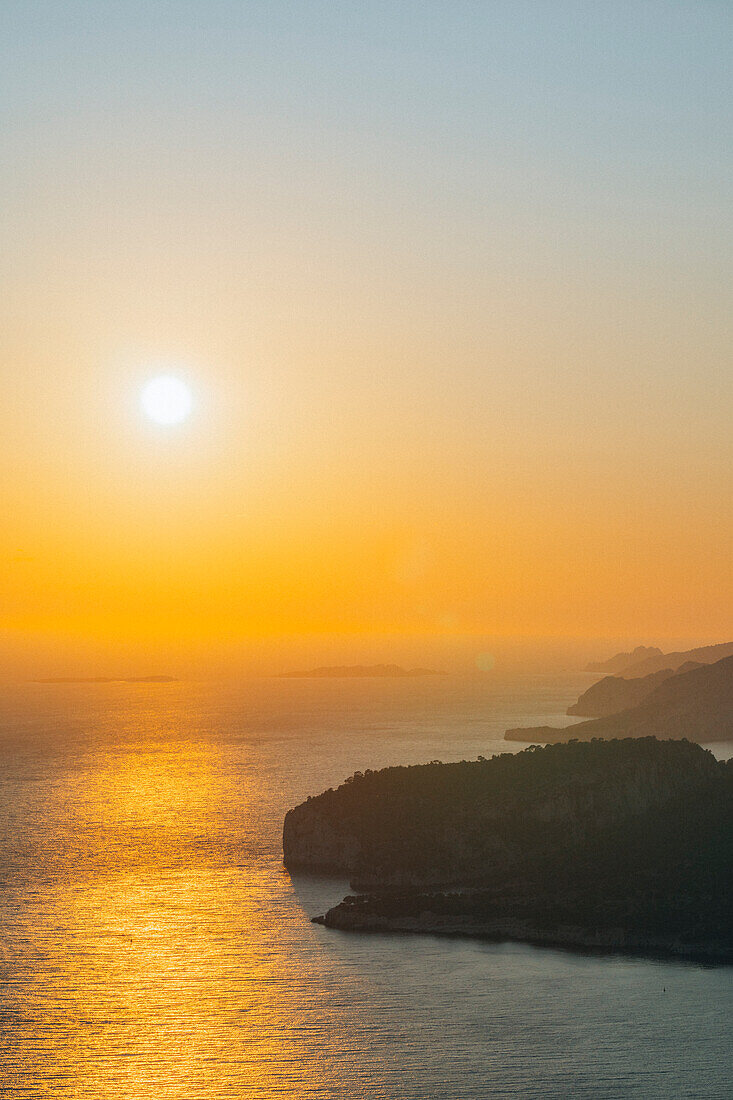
[0,675,730,1099]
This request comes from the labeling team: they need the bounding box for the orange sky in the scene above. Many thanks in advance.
[1,4,731,677]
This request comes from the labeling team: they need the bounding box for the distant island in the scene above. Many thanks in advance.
[506,654,733,743]
[32,675,179,684]
[285,738,732,962]
[279,664,446,678]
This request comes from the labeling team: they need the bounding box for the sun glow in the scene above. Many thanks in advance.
[141,375,193,425]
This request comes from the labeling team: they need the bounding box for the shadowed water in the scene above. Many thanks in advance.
[0,676,730,1098]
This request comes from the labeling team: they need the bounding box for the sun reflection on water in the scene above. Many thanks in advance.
[0,711,335,1098]
[2,681,730,1099]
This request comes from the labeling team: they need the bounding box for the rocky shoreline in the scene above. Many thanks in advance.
[312,906,732,964]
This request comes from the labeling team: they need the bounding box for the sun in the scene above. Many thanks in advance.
[140,375,193,425]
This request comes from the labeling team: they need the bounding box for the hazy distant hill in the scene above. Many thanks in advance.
[621,640,733,678]
[507,655,733,743]
[585,646,663,674]
[567,662,701,718]
[280,664,445,678]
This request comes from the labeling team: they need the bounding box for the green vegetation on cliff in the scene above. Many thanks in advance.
[285,738,720,885]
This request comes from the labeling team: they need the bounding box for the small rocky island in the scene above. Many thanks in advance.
[280,664,445,678]
[285,738,732,961]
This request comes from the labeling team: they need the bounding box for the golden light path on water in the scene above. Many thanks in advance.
[0,679,731,1098]
[0,706,337,1097]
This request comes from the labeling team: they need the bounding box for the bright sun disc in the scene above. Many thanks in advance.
[141,375,193,425]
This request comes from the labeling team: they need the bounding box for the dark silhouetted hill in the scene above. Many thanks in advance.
[285,739,732,961]
[284,737,716,886]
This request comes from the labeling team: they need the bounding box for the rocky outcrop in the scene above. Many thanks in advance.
[621,640,733,678]
[585,646,663,674]
[584,641,733,679]
[507,654,733,743]
[566,663,701,717]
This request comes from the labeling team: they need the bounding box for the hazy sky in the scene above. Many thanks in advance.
[1,2,731,675]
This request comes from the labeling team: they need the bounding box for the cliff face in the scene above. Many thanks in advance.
[508,654,733,743]
[283,803,360,873]
[283,738,718,889]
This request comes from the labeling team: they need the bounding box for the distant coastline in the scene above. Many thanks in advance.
[279,664,446,679]
[505,652,733,743]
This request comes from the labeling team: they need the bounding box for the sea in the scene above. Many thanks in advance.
[0,674,730,1099]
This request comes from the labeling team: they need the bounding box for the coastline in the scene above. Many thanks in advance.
[313,908,733,965]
